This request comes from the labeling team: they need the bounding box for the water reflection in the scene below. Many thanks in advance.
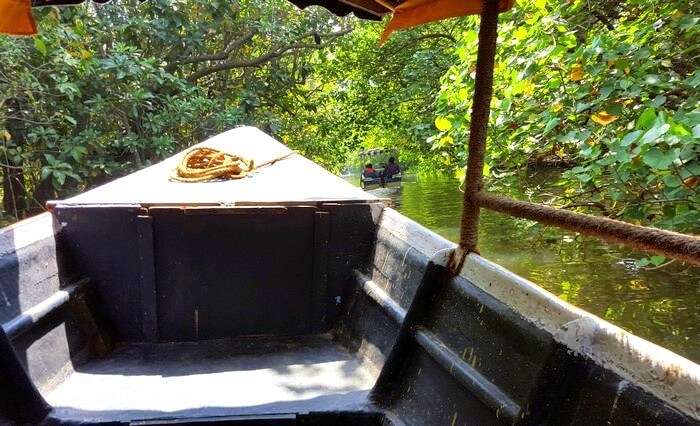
[363,174,699,362]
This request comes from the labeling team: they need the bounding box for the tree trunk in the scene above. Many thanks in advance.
[31,178,55,214]
[2,98,28,219]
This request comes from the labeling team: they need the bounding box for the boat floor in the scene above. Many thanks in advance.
[46,335,378,422]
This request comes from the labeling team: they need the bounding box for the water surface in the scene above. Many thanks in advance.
[357,174,700,362]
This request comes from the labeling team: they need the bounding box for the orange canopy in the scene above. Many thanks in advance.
[381,0,515,43]
[0,0,35,36]
[0,0,515,39]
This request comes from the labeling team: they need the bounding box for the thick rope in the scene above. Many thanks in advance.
[477,191,700,266]
[459,0,500,252]
[170,147,294,182]
[171,147,254,182]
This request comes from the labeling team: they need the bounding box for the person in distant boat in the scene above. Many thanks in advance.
[363,163,378,179]
[383,157,400,179]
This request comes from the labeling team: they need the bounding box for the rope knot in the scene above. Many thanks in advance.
[171,147,255,182]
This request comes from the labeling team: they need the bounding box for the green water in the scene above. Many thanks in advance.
[358,174,700,362]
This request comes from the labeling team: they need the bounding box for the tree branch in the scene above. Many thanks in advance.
[186,28,352,83]
[167,29,257,72]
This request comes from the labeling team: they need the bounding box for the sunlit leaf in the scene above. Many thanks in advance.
[434,117,452,132]
[591,111,618,125]
[34,37,47,56]
[640,124,670,145]
[636,108,657,129]
[569,64,584,82]
[620,130,642,146]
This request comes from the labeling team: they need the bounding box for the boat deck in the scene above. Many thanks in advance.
[46,335,377,423]
[54,126,377,206]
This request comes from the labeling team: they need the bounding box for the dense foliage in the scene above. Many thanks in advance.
[1,0,698,242]
[0,0,350,220]
[432,0,700,237]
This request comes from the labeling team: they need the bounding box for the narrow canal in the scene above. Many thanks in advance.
[349,173,700,362]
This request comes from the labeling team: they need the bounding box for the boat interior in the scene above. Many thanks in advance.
[1,128,698,425]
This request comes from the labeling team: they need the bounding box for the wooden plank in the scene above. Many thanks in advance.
[137,215,158,342]
[339,0,390,15]
[312,211,330,330]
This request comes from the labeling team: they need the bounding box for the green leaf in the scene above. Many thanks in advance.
[650,255,666,266]
[687,71,700,88]
[651,95,666,107]
[636,258,651,267]
[663,175,682,188]
[34,37,47,56]
[642,147,676,169]
[434,117,452,132]
[620,130,642,147]
[693,125,700,139]
[636,108,657,130]
[677,15,699,30]
[575,173,592,183]
[543,117,560,135]
[54,172,66,187]
[640,124,669,145]
[44,153,56,165]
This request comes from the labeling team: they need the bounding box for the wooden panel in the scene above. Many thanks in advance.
[312,211,330,330]
[152,207,316,340]
[137,215,157,342]
[53,205,144,341]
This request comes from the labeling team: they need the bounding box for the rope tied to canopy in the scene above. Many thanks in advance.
[170,146,293,182]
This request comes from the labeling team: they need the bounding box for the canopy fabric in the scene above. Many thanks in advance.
[1,0,514,37]
[381,0,515,42]
[0,0,35,36]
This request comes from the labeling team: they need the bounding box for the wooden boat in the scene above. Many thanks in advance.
[361,174,403,190]
[3,0,700,424]
[1,126,698,425]
[358,149,403,190]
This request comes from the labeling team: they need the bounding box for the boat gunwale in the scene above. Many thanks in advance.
[375,207,699,420]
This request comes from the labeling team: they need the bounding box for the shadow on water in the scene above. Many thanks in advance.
[358,174,700,363]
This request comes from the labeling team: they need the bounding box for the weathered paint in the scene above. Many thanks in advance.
[457,253,700,420]
[0,131,697,424]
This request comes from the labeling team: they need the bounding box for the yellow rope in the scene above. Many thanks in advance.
[171,147,254,182]
[170,146,294,182]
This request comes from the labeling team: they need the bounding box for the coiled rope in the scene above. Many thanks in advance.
[170,147,293,182]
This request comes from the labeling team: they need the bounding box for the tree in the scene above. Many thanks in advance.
[432,0,699,232]
[0,0,351,222]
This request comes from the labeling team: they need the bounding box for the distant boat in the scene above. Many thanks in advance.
[0,127,697,425]
[358,147,404,190]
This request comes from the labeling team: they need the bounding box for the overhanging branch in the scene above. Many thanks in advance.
[185,28,352,83]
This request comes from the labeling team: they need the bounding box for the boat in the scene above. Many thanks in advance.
[1,126,698,425]
[2,0,700,424]
[358,148,403,190]
[361,174,402,190]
